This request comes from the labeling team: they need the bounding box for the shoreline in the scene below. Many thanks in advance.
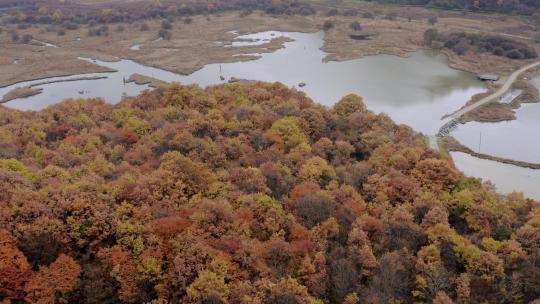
[0,22,509,92]
[442,73,540,123]
[445,137,540,170]
[126,73,168,88]
[0,87,43,103]
[28,75,109,88]
[0,75,110,104]
[0,70,115,89]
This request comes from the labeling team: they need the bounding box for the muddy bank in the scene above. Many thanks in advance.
[30,75,109,87]
[1,75,109,103]
[1,87,42,103]
[127,74,168,88]
[129,35,295,77]
[0,44,116,88]
[0,69,115,89]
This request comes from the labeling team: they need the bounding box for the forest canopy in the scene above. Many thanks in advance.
[424,30,538,59]
[0,82,539,303]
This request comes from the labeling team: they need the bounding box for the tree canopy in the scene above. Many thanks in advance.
[0,81,539,303]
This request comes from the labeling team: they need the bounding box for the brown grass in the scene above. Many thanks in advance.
[461,102,516,123]
[456,72,540,123]
[127,73,168,88]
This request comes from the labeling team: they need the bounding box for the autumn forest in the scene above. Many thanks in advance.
[0,82,539,303]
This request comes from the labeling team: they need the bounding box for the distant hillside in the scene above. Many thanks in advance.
[0,82,539,303]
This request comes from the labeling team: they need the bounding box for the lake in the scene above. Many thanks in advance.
[1,31,485,136]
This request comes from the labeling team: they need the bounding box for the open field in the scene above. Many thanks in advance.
[1,4,539,89]
[0,44,114,88]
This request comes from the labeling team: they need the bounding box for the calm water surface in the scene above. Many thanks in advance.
[452,152,540,200]
[452,101,540,163]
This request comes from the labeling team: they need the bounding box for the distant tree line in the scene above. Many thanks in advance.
[424,29,538,59]
[3,0,317,26]
[368,0,539,15]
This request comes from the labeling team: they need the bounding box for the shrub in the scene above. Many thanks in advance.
[21,34,33,44]
[350,21,362,31]
[385,12,397,20]
[343,9,358,17]
[161,20,172,30]
[10,30,19,42]
[323,20,335,31]
[326,8,338,17]
[362,11,374,18]
[140,23,150,31]
[158,29,172,40]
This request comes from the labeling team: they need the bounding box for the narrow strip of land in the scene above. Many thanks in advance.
[427,135,439,151]
[448,60,540,120]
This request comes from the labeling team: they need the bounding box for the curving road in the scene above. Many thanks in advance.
[448,60,540,120]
